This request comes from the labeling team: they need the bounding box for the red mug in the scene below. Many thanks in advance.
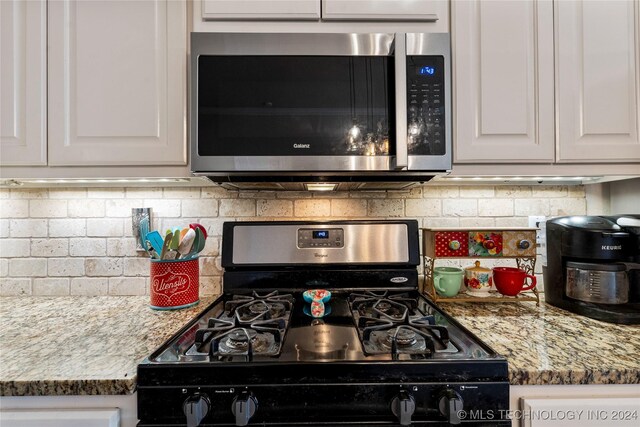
[492,267,536,296]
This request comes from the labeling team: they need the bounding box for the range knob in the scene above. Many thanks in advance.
[183,393,211,427]
[438,389,463,425]
[391,390,416,426]
[232,391,258,426]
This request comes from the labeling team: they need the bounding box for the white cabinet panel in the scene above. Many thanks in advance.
[202,0,320,20]
[453,0,555,163]
[0,0,47,166]
[0,408,118,427]
[556,0,640,162]
[521,397,640,427]
[48,0,187,166]
[322,0,447,21]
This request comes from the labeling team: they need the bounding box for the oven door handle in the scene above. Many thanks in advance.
[394,32,408,170]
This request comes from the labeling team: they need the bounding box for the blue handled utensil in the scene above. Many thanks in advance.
[146,231,164,255]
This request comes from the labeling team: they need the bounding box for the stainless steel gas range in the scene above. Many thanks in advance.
[137,220,509,426]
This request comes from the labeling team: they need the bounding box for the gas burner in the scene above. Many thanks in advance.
[385,327,417,347]
[226,291,294,324]
[227,329,258,349]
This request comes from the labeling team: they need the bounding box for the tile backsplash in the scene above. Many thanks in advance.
[0,185,587,297]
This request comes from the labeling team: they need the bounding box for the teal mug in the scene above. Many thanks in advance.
[433,267,464,297]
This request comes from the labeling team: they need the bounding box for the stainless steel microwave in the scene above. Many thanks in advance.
[190,32,451,190]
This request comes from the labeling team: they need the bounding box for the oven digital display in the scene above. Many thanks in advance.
[313,230,329,239]
[418,66,435,76]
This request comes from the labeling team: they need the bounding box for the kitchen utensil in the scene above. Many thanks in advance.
[189,223,208,239]
[186,228,205,259]
[492,267,537,296]
[180,227,189,242]
[170,229,181,251]
[177,228,196,259]
[146,231,164,255]
[433,267,464,297]
[464,261,493,297]
[160,231,173,260]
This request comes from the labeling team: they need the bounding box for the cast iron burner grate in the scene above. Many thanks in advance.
[190,291,293,361]
[350,291,454,358]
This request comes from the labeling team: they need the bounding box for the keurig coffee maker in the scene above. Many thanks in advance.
[545,215,640,324]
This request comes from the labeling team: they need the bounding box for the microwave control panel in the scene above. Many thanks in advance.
[406,56,446,155]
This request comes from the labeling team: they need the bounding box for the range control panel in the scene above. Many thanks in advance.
[298,228,344,248]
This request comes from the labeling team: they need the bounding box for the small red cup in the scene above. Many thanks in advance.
[150,258,199,310]
[492,267,536,296]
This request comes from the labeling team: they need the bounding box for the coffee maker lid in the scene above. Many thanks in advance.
[552,216,621,231]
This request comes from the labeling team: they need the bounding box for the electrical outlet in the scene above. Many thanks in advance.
[528,216,546,229]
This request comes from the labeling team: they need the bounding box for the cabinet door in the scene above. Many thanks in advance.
[47,0,187,166]
[322,0,447,21]
[453,0,555,163]
[0,0,47,166]
[521,396,640,426]
[0,408,119,427]
[556,0,640,162]
[202,0,320,20]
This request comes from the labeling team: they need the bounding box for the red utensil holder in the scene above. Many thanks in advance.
[149,258,199,310]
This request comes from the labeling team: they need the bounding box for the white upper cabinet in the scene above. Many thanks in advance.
[47,0,187,166]
[556,0,640,162]
[453,0,555,163]
[0,0,47,166]
[202,0,320,20]
[322,0,447,21]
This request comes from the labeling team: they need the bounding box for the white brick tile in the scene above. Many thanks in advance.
[442,199,478,217]
[87,218,123,237]
[126,188,162,199]
[495,186,532,198]
[159,218,199,234]
[568,186,586,198]
[31,239,69,257]
[460,218,495,227]
[220,199,256,217]
[198,219,226,237]
[276,191,312,199]
[10,189,47,199]
[201,236,220,257]
[104,199,143,218]
[143,199,181,217]
[240,191,277,199]
[107,238,139,257]
[202,187,235,199]
[349,191,386,199]
[88,188,125,198]
[0,259,7,277]
[69,238,107,256]
[182,199,218,217]
[200,276,222,296]
[0,219,8,238]
[294,199,331,217]
[85,258,123,276]
[49,219,86,237]
[0,189,9,199]
[388,187,423,199]
[29,200,67,217]
[71,278,109,296]
[9,259,47,277]
[514,199,550,216]
[405,199,441,217]
[33,278,70,295]
[330,199,367,217]
[0,239,30,258]
[1,200,29,217]
[367,199,404,217]
[495,217,529,227]
[124,257,149,276]
[550,198,587,216]
[200,257,222,276]
[48,258,85,277]
[532,186,568,197]
[321,191,349,199]
[0,278,32,296]
[108,277,146,295]
[68,199,106,218]
[49,189,87,199]
[423,186,460,198]
[257,200,294,217]
[422,217,460,228]
[164,188,201,199]
[478,199,514,217]
[9,219,47,237]
[459,186,495,198]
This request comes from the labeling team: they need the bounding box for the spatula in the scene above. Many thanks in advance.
[177,228,196,259]
[138,217,150,253]
[146,231,164,256]
[187,228,206,259]
[160,231,173,260]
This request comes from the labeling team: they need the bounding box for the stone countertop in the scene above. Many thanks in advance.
[0,296,217,396]
[440,300,640,386]
[1,296,639,396]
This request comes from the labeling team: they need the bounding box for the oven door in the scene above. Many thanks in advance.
[190,32,450,174]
